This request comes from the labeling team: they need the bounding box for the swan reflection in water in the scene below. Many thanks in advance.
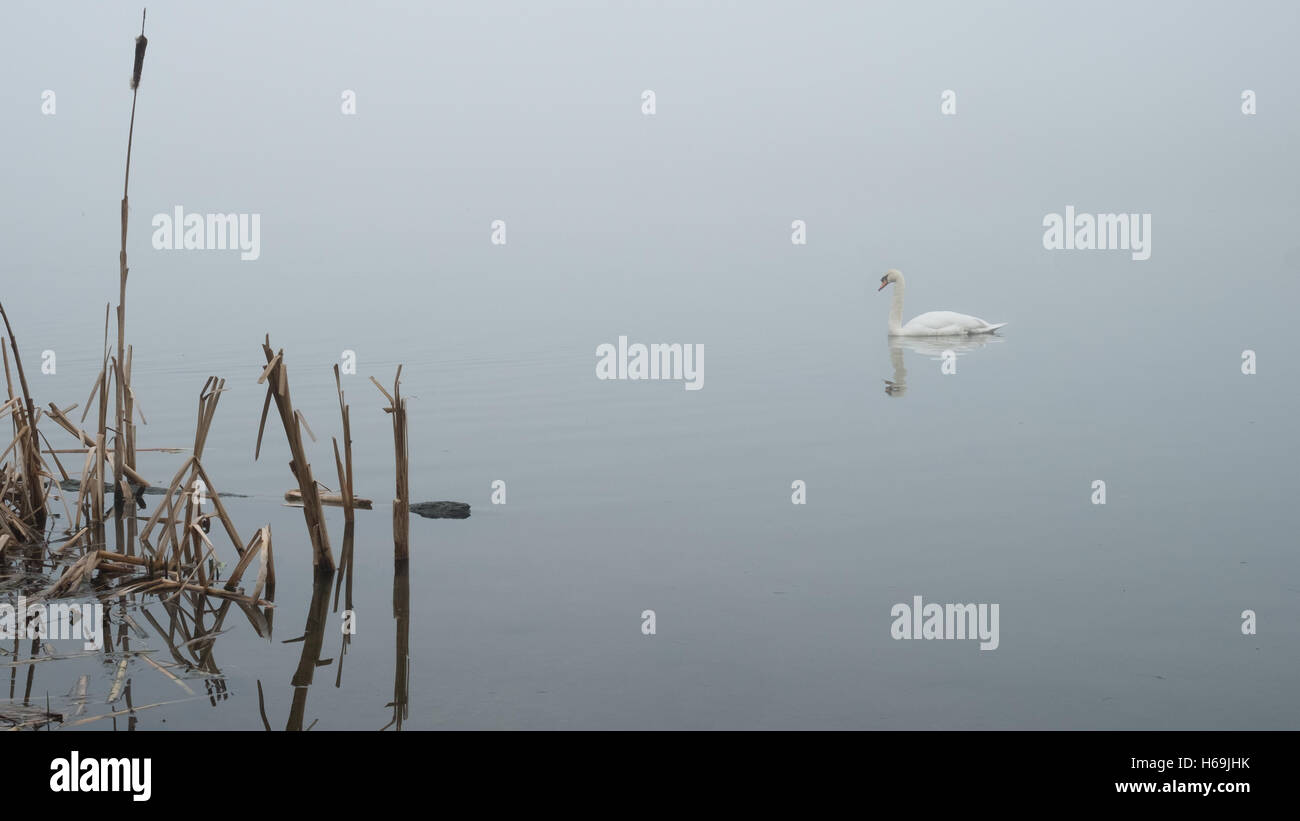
[883,333,1003,397]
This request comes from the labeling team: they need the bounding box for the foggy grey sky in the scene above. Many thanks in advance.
[3,1,1298,346]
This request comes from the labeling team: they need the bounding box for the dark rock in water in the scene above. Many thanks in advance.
[410,501,470,519]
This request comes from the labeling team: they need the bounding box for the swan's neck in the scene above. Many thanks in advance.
[888,277,905,334]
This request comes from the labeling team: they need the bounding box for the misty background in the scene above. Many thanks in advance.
[1,1,1297,728]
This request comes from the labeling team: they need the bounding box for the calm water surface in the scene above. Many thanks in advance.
[9,300,1298,730]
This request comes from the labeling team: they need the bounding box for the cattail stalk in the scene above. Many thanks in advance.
[113,8,147,552]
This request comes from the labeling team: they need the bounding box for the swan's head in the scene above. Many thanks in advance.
[878,269,902,291]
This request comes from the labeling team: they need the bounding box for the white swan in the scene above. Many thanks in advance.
[878,269,1006,336]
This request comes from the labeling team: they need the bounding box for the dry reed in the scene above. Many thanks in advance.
[372,368,410,560]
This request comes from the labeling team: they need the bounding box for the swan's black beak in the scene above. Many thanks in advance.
[878,279,889,292]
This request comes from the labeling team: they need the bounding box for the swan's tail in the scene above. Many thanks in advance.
[980,322,1008,333]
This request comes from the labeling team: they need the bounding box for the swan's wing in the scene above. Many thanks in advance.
[903,311,996,334]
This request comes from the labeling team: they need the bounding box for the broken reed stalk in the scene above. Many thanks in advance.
[285,489,372,509]
[256,338,334,571]
[332,364,356,524]
[223,525,272,600]
[177,377,240,572]
[0,305,48,531]
[371,367,409,560]
[112,10,148,553]
[135,381,244,573]
[124,346,139,554]
[91,305,110,549]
